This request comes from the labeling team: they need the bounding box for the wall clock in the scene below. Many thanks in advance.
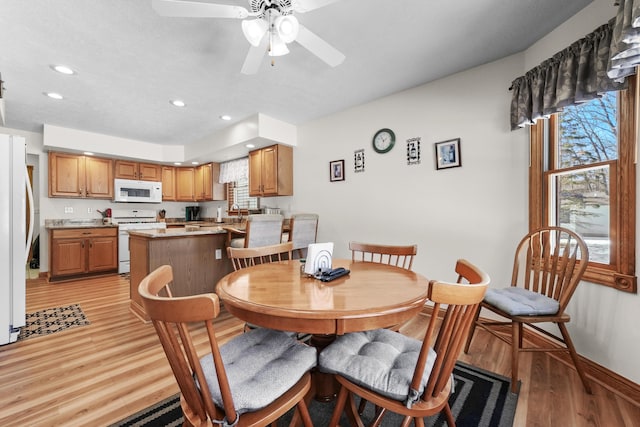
[372,128,396,153]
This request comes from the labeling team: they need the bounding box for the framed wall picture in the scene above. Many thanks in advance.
[407,137,421,165]
[434,138,461,170]
[330,159,345,182]
[354,149,365,173]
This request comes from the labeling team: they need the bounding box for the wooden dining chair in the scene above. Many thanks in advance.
[138,265,316,427]
[227,242,299,336]
[319,259,489,427]
[283,213,319,258]
[350,241,417,270]
[464,226,592,394]
[230,214,284,248]
[227,241,293,271]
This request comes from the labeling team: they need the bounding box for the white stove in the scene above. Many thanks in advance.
[112,209,166,274]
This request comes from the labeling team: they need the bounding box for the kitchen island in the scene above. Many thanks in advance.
[128,226,235,321]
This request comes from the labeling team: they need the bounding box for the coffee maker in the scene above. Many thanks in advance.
[185,206,200,222]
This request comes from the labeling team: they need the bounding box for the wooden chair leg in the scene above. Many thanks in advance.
[557,322,592,394]
[443,403,455,427]
[329,385,349,427]
[296,399,314,427]
[511,321,520,393]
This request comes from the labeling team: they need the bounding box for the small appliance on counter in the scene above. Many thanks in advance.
[185,206,200,221]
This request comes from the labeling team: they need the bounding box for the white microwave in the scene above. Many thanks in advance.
[114,179,162,203]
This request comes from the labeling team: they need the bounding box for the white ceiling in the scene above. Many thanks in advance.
[0,0,593,149]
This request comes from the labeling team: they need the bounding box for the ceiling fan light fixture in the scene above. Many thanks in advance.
[275,15,299,43]
[242,19,268,47]
[269,33,289,57]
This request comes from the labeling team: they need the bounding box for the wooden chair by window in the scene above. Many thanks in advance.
[350,241,417,270]
[230,214,284,248]
[283,213,319,259]
[319,259,489,427]
[464,226,592,394]
[138,265,316,427]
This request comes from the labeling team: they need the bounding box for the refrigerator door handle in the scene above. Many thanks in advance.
[25,164,34,262]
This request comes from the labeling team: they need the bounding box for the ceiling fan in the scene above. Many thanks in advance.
[151,0,346,74]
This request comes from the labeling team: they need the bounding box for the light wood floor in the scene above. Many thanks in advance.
[1,274,638,427]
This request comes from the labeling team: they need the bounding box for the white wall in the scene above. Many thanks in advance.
[288,54,528,287]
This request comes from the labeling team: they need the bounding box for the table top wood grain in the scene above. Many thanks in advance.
[216,259,430,335]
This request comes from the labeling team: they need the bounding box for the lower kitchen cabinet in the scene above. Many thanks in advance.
[49,227,118,281]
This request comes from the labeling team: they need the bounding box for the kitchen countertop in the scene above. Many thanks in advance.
[45,219,117,229]
[127,226,231,238]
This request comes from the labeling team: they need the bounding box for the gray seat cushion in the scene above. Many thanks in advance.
[484,287,559,316]
[199,327,317,415]
[229,237,245,248]
[319,328,436,402]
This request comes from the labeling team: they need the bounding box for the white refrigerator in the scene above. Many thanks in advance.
[0,134,34,345]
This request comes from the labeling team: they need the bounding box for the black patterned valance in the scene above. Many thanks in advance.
[510,19,628,131]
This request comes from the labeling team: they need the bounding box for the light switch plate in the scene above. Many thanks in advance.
[215,249,222,259]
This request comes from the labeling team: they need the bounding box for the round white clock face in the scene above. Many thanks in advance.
[373,128,395,153]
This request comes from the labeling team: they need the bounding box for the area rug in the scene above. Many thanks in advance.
[17,303,90,341]
[110,362,519,427]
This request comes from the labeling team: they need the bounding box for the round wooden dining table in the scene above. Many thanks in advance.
[216,258,430,336]
[216,258,431,405]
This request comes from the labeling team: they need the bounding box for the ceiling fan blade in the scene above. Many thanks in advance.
[295,24,345,67]
[152,0,249,19]
[292,0,341,13]
[241,40,267,74]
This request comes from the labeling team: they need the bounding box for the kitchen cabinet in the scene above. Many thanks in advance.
[114,160,162,181]
[49,227,118,281]
[161,166,176,201]
[175,167,196,201]
[49,152,113,199]
[248,144,293,197]
[195,163,225,201]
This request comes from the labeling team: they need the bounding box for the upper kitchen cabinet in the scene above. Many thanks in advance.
[175,167,196,202]
[49,152,114,199]
[161,166,176,201]
[114,160,162,181]
[249,144,293,197]
[195,163,225,201]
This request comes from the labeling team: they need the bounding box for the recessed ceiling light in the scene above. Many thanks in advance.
[83,152,94,156]
[170,100,186,107]
[246,144,255,148]
[191,161,199,165]
[220,115,231,121]
[174,162,182,166]
[44,92,64,100]
[50,65,76,75]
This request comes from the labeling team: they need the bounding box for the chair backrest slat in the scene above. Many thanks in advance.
[512,226,588,313]
[228,242,294,271]
[349,241,417,271]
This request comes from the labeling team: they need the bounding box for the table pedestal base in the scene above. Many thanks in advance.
[310,334,339,401]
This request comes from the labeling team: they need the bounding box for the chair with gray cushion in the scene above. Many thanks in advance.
[319,259,489,427]
[138,264,316,427]
[464,226,592,394]
[282,213,319,259]
[230,214,284,248]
